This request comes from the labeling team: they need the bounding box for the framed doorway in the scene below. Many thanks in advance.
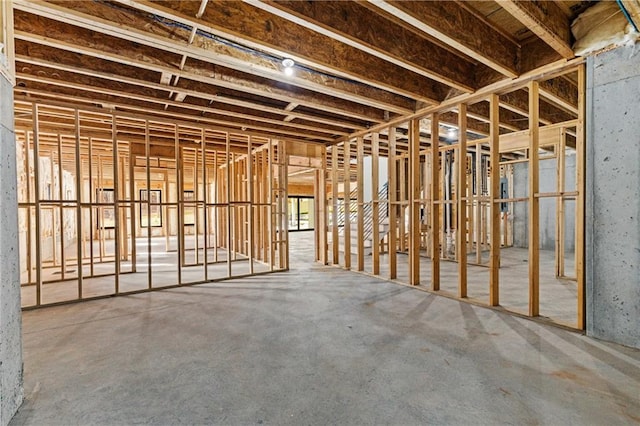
[288,196,314,231]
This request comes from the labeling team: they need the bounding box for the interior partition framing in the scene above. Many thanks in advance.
[324,62,586,330]
[15,100,289,309]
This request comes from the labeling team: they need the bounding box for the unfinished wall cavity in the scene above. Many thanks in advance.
[15,101,290,308]
[324,65,585,329]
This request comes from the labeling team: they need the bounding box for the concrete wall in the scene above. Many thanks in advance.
[0,74,23,425]
[512,155,576,252]
[586,46,640,349]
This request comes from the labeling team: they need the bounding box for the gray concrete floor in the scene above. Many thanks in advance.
[11,231,640,425]
[331,238,579,326]
[21,237,274,307]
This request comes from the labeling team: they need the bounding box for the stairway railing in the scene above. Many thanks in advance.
[333,182,389,246]
[362,182,389,242]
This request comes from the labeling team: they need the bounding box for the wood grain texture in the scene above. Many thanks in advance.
[498,0,574,58]
[138,0,445,104]
[367,0,519,77]
[14,3,411,116]
[528,81,540,316]
[257,0,476,92]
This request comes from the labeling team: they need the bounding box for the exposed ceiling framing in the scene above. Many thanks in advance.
[12,0,593,145]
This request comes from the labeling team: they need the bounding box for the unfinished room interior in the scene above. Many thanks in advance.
[0,0,639,424]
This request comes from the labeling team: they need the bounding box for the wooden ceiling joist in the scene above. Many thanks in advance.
[15,53,358,135]
[13,0,414,114]
[10,0,585,148]
[497,0,574,59]
[363,0,519,78]
[13,28,385,124]
[117,0,447,104]
[245,0,478,92]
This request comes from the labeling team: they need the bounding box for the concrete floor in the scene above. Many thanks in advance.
[21,237,275,307]
[331,238,579,326]
[10,231,640,425]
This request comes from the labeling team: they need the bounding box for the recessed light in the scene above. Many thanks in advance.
[282,58,295,68]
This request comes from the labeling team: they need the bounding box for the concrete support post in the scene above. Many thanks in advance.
[586,46,640,349]
[0,73,23,425]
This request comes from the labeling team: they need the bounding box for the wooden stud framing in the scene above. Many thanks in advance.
[145,119,152,289]
[399,154,407,253]
[32,104,42,306]
[112,113,120,293]
[247,136,254,274]
[555,128,566,278]
[331,146,339,265]
[227,132,233,276]
[388,127,398,280]
[430,114,440,291]
[356,137,365,271]
[489,94,501,306]
[314,163,327,265]
[575,65,586,329]
[175,124,183,285]
[528,82,540,316]
[18,101,287,309]
[475,144,483,265]
[371,132,380,275]
[408,119,421,286]
[199,129,207,279]
[72,112,83,297]
[457,103,468,298]
[343,140,351,270]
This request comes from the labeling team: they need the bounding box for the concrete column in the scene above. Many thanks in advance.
[0,72,23,425]
[586,45,640,349]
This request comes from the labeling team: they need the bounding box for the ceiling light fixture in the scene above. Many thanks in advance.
[282,58,295,76]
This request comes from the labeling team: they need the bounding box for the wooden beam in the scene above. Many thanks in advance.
[331,146,339,265]
[109,0,441,106]
[250,0,476,92]
[15,46,365,131]
[528,81,540,316]
[498,0,574,59]
[489,94,500,307]
[365,0,519,77]
[14,98,316,151]
[340,57,585,142]
[343,140,352,270]
[388,127,397,280]
[16,83,335,144]
[457,103,467,298]
[356,136,364,272]
[16,68,344,139]
[408,119,421,286]
[539,77,579,115]
[371,132,380,275]
[12,10,398,121]
[500,90,576,126]
[430,114,440,291]
[575,64,586,330]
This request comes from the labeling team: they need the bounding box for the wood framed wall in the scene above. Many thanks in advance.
[15,100,288,308]
[324,63,586,330]
[0,0,15,85]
